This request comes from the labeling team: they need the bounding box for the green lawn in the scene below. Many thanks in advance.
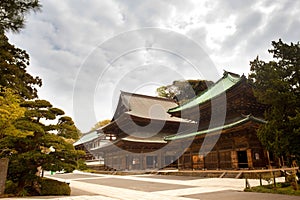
[244,182,300,196]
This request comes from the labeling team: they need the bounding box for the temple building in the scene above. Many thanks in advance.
[89,91,196,170]
[75,71,273,170]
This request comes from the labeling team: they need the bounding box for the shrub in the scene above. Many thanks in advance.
[4,180,18,195]
[40,178,70,196]
[5,180,37,196]
[77,159,88,170]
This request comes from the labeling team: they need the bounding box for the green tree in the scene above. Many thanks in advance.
[156,80,213,104]
[0,0,41,33]
[0,88,29,139]
[0,1,85,195]
[0,100,83,194]
[0,33,42,99]
[249,39,300,164]
[90,119,111,131]
[57,116,81,141]
[0,0,42,99]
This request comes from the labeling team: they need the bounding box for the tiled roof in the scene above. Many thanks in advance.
[114,91,195,123]
[73,131,98,146]
[168,71,244,113]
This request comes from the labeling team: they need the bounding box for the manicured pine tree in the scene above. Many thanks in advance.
[0,100,83,194]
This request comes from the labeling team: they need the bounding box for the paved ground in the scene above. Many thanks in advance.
[4,171,300,200]
[184,190,300,200]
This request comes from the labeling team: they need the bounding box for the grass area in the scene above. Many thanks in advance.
[245,182,300,196]
[83,169,99,173]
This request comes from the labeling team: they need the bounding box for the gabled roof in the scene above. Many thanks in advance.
[73,131,98,146]
[168,71,245,113]
[164,115,266,141]
[112,91,194,123]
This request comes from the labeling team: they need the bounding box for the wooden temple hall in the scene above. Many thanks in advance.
[75,71,273,171]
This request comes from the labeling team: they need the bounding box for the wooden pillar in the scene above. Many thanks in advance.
[128,154,132,170]
[190,151,193,169]
[157,151,162,169]
[140,153,144,170]
[121,154,125,170]
[199,154,204,169]
[125,155,129,170]
[111,154,114,170]
[118,153,123,170]
[106,153,109,169]
[178,155,183,170]
[231,151,238,169]
[247,149,253,169]
[217,148,220,170]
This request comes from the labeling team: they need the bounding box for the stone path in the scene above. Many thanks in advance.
[4,171,298,200]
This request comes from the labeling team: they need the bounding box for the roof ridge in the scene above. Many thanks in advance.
[81,130,96,136]
[120,90,177,103]
[223,70,240,78]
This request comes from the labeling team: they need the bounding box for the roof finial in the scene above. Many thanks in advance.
[223,70,229,77]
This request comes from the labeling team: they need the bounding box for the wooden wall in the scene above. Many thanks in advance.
[175,126,268,170]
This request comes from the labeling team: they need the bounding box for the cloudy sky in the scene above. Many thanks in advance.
[8,0,300,132]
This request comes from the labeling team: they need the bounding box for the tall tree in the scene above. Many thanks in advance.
[156,80,213,104]
[0,0,42,99]
[249,39,300,164]
[0,33,42,99]
[0,100,83,194]
[0,0,41,33]
[0,1,84,195]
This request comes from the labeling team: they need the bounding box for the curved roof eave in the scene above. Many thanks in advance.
[164,115,266,141]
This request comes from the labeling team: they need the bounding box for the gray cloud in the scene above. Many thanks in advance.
[7,0,300,132]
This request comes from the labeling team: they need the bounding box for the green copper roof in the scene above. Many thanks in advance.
[73,131,98,146]
[168,72,243,113]
[164,115,266,141]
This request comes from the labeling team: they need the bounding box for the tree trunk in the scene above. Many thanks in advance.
[0,158,9,195]
[17,179,26,196]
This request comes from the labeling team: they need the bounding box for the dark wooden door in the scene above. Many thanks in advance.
[237,151,248,168]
